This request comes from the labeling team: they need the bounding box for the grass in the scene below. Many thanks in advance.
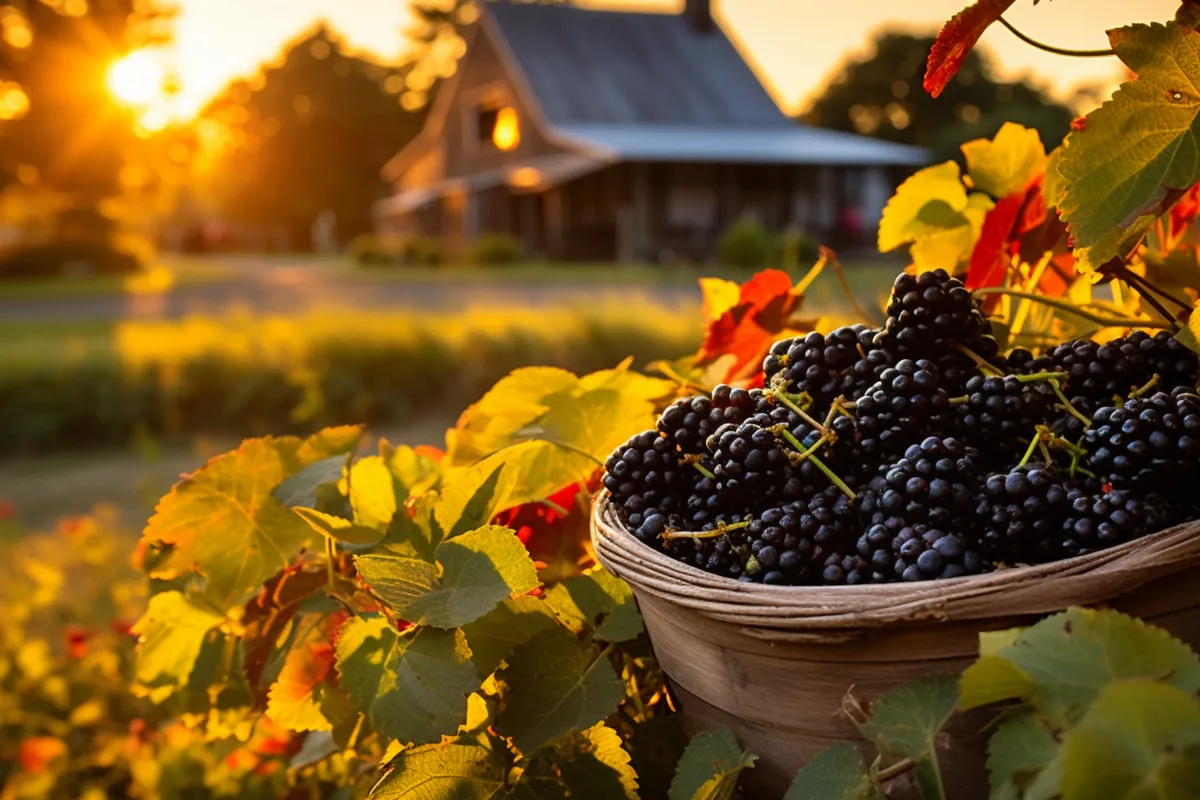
[0,257,236,301]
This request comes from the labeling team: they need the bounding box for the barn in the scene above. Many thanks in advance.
[375,0,928,263]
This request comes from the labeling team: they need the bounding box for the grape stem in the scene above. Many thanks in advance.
[1017,435,1041,468]
[661,520,750,542]
[824,247,878,324]
[970,288,1175,330]
[767,389,827,434]
[1130,374,1161,399]
[1048,382,1092,428]
[997,15,1115,56]
[811,453,856,500]
[949,395,970,406]
[690,461,717,480]
[953,343,1005,377]
[775,425,856,500]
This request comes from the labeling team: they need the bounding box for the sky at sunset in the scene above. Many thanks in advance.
[165,0,1176,118]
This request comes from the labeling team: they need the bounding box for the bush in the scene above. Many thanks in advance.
[468,231,522,266]
[0,241,143,279]
[350,233,397,267]
[402,236,443,267]
[0,305,700,454]
[717,217,778,269]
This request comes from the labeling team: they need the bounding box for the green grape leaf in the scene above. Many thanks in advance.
[987,710,1060,800]
[333,615,395,712]
[783,743,879,800]
[372,741,505,799]
[543,568,644,643]
[668,728,756,800]
[496,628,624,755]
[142,437,329,608]
[959,608,1200,727]
[348,456,400,531]
[294,507,385,546]
[858,675,959,761]
[1061,680,1200,800]
[334,616,479,746]
[462,596,560,678]
[273,455,346,509]
[357,525,538,629]
[436,463,519,541]
[1059,22,1200,264]
[132,590,224,699]
[962,122,1046,199]
[555,723,640,800]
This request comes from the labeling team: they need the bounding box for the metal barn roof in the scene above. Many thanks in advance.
[555,124,929,166]
[486,2,791,128]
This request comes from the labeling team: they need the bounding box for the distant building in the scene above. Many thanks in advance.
[375,0,927,263]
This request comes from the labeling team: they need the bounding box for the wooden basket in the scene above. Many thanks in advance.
[591,494,1200,797]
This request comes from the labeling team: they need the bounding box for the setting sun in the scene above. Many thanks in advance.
[107,50,165,107]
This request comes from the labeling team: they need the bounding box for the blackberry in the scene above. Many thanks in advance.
[603,431,691,541]
[1083,390,1200,497]
[855,359,953,459]
[857,522,982,582]
[975,466,1069,565]
[1059,489,1179,558]
[954,375,1053,467]
[763,326,879,406]
[741,502,821,585]
[880,269,994,355]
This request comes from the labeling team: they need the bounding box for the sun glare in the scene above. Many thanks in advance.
[107,50,165,107]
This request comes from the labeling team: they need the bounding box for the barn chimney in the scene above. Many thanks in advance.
[685,0,714,32]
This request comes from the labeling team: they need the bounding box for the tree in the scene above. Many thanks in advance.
[801,32,1074,160]
[0,0,170,204]
[401,0,568,110]
[192,26,425,249]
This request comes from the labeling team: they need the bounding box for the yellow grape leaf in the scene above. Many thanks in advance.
[878,161,970,252]
[699,277,742,323]
[132,590,224,699]
[446,367,581,467]
[961,122,1046,199]
[346,456,397,530]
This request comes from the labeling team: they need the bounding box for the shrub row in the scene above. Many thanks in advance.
[0,305,699,454]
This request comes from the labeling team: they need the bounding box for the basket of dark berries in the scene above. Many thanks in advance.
[591,269,1200,796]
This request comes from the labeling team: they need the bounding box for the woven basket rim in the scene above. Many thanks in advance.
[591,492,1200,631]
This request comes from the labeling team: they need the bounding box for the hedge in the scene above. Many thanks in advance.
[0,305,700,453]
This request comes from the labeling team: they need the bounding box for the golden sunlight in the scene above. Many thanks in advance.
[107,50,165,107]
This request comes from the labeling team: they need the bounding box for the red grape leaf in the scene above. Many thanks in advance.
[242,565,328,689]
[925,0,1018,97]
[1169,182,1200,241]
[697,269,808,385]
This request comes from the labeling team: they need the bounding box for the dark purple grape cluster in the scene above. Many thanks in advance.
[763,325,880,406]
[955,375,1053,467]
[1083,389,1200,499]
[975,466,1069,565]
[1058,489,1178,559]
[605,270,1200,586]
[853,359,953,460]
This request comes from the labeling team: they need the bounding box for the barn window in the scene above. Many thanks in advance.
[476,104,520,151]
